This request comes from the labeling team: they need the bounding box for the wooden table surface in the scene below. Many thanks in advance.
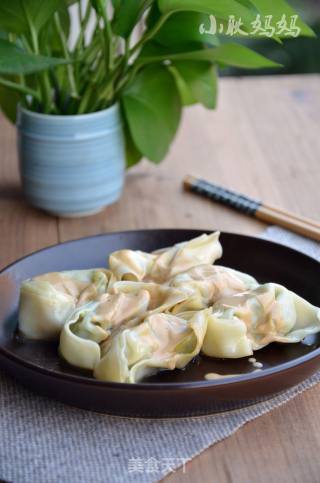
[1,75,320,483]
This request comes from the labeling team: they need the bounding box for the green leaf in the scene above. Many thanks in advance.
[169,66,196,106]
[120,96,143,168]
[91,0,107,16]
[40,2,70,54]
[147,5,220,47]
[138,43,281,69]
[249,0,315,38]
[0,0,64,34]
[171,61,218,109]
[111,0,121,9]
[123,119,143,168]
[140,40,201,57]
[204,43,281,68]
[158,0,257,28]
[153,11,220,47]
[157,0,314,40]
[112,0,149,38]
[121,64,181,163]
[214,43,281,68]
[0,80,20,122]
[0,39,69,74]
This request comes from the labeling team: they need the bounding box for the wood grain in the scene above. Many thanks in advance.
[1,75,320,483]
[0,117,59,269]
[165,384,320,483]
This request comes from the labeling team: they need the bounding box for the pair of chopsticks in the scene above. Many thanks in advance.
[183,175,320,242]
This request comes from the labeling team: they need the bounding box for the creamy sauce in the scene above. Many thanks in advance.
[248,357,264,369]
[205,369,262,380]
[205,373,240,380]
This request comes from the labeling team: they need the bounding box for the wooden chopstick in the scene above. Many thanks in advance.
[183,175,320,242]
[261,204,320,229]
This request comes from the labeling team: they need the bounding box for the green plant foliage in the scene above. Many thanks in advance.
[0,0,313,166]
[147,7,221,46]
[0,0,64,34]
[112,0,148,38]
[122,119,143,168]
[122,64,181,162]
[137,43,281,68]
[249,0,315,37]
[0,39,69,74]
[0,82,20,123]
[170,62,218,109]
[158,0,257,32]
[223,24,320,77]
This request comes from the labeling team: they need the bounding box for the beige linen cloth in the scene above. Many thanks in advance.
[0,226,319,483]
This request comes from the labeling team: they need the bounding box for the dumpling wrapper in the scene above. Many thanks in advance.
[110,281,188,313]
[94,310,210,383]
[59,290,150,370]
[109,232,222,283]
[19,269,114,340]
[170,264,258,313]
[202,283,320,359]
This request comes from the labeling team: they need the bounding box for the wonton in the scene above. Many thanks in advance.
[17,232,320,383]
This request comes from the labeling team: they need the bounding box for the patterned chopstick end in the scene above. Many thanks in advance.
[183,175,262,216]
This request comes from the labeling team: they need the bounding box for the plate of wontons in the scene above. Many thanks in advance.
[0,229,320,418]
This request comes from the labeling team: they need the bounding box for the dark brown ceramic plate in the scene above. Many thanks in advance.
[0,229,319,418]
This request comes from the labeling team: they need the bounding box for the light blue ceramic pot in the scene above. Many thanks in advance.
[17,104,125,217]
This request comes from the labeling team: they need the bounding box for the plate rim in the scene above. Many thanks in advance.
[1,228,320,391]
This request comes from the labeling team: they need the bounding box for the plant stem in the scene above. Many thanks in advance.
[101,8,113,72]
[18,74,26,87]
[21,35,33,53]
[130,12,172,56]
[77,85,93,114]
[95,55,124,101]
[80,35,100,62]
[91,55,105,83]
[79,32,101,82]
[114,61,141,95]
[54,12,79,98]
[74,0,92,52]
[0,77,41,100]
[78,49,122,114]
[113,13,174,96]
[123,37,130,66]
[23,5,52,112]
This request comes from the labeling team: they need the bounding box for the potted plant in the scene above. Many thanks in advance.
[0,0,313,217]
